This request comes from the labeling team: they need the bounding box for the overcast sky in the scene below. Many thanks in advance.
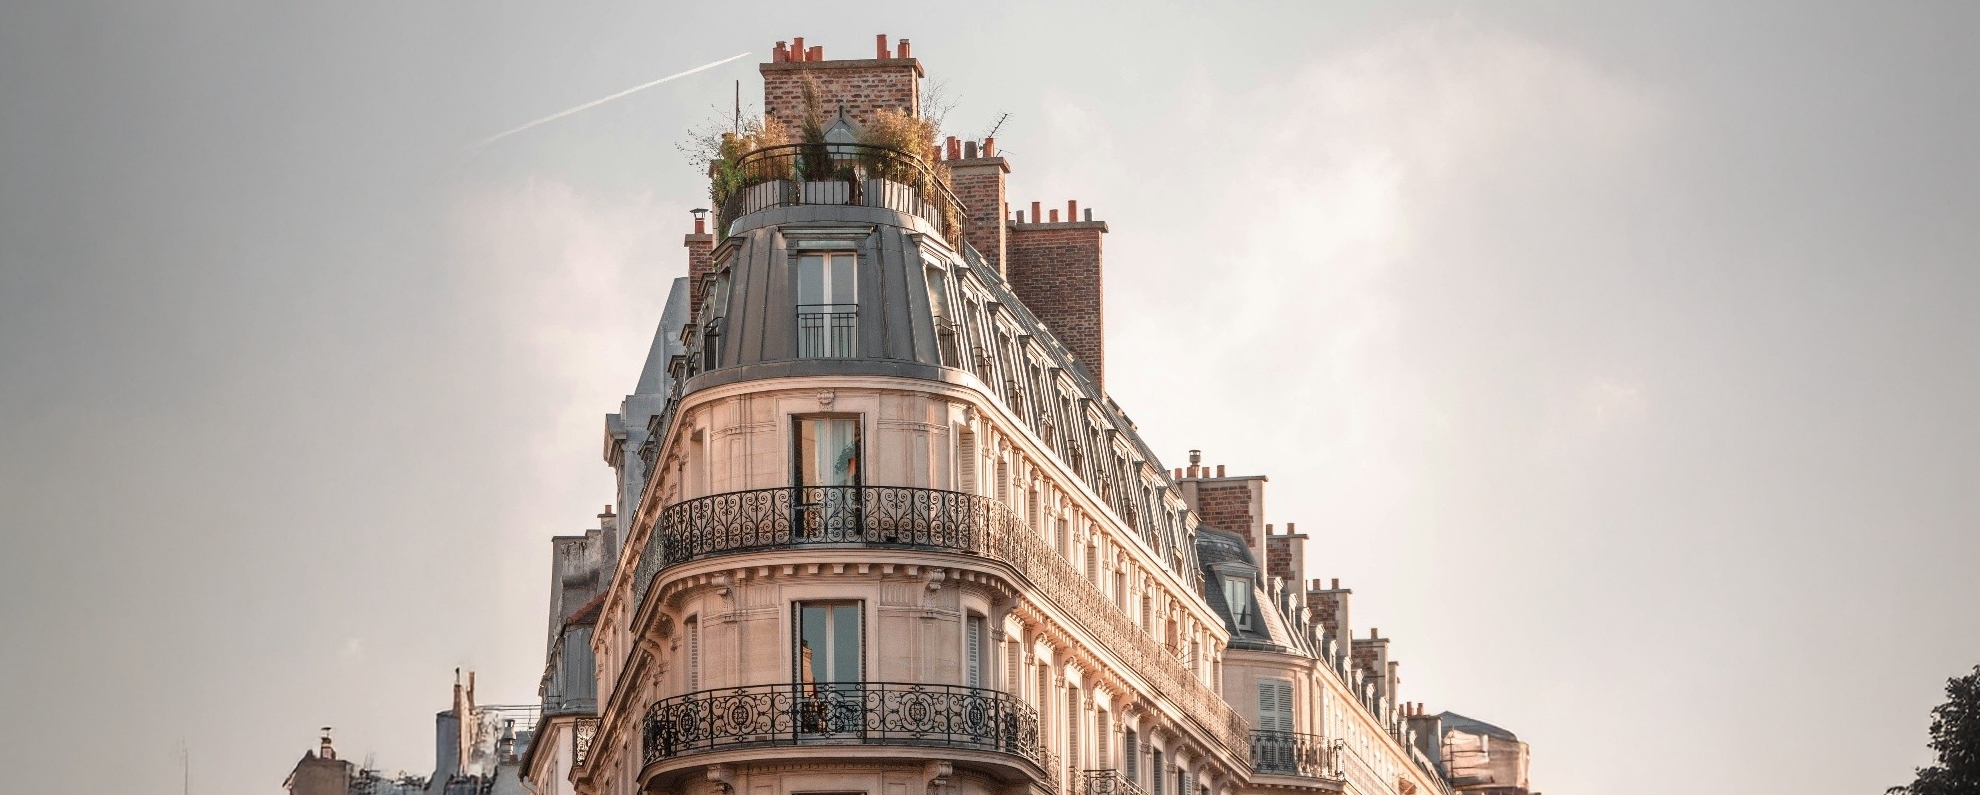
[2,2,1975,793]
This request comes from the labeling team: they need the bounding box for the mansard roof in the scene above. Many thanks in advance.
[633,277,691,396]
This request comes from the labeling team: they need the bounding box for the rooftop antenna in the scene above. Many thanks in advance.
[734,79,742,133]
[983,112,1010,140]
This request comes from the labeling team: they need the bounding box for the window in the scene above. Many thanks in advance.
[1096,709,1110,769]
[1006,635,1022,692]
[1067,687,1081,771]
[957,427,976,493]
[795,418,861,487]
[794,601,862,690]
[797,252,857,357]
[927,265,959,366]
[1114,569,1127,610]
[1224,576,1255,630]
[1257,679,1295,732]
[965,615,984,688]
[1151,751,1165,795]
[685,616,701,691]
[1123,730,1139,782]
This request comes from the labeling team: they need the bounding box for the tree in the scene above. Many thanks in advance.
[1890,664,1980,795]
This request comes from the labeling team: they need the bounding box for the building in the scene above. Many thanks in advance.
[519,35,1536,795]
[284,673,536,795]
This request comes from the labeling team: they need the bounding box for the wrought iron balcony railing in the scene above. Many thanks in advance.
[715,142,965,246]
[1080,769,1148,795]
[1249,730,1341,779]
[631,484,1254,766]
[642,682,1043,770]
[796,304,858,358]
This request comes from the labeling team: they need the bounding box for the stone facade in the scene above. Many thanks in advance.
[510,35,1535,795]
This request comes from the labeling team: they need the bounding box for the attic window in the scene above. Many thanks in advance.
[1223,576,1254,630]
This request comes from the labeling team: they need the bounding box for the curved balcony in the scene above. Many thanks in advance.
[642,682,1043,770]
[1250,730,1341,779]
[715,142,965,246]
[647,485,996,571]
[632,484,1254,766]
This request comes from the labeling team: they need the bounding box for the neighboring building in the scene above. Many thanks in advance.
[520,35,1536,795]
[284,674,536,795]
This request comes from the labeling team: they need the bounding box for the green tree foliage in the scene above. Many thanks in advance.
[1890,665,1980,795]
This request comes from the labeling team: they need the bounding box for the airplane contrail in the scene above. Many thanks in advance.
[465,51,750,153]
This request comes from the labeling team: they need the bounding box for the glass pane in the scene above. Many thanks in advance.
[797,418,861,487]
[828,253,856,305]
[830,603,860,683]
[798,255,825,305]
[799,604,826,685]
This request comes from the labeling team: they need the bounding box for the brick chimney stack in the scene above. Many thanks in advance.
[949,138,1010,275]
[686,213,714,318]
[1307,579,1352,660]
[761,35,923,132]
[1006,202,1108,386]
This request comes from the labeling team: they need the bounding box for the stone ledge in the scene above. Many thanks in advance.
[760,57,925,77]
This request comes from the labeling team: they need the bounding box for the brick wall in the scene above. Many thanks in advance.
[1265,536,1295,583]
[1352,634,1391,699]
[685,228,713,317]
[760,58,922,133]
[1307,587,1349,645]
[1006,221,1106,384]
[1190,480,1259,546]
[949,156,1008,274]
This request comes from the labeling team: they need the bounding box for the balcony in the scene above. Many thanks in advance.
[1080,769,1147,795]
[1249,730,1341,779]
[632,485,1254,765]
[796,304,858,358]
[642,682,1043,769]
[716,142,965,246]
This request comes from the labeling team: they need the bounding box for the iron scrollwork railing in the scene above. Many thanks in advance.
[571,716,599,767]
[636,484,1254,764]
[1250,730,1340,778]
[642,682,1042,769]
[1081,769,1148,795]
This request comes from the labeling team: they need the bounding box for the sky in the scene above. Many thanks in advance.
[0,2,1975,793]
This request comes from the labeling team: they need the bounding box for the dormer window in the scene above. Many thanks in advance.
[1224,576,1255,630]
[797,252,857,357]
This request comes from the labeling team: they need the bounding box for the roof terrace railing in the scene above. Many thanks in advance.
[715,142,965,246]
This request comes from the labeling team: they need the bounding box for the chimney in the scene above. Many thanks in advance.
[686,211,715,318]
[319,727,336,761]
[876,34,889,59]
[1006,199,1108,385]
[897,39,911,59]
[1265,519,1306,586]
[1306,579,1352,659]
[949,131,1011,274]
[761,36,923,131]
